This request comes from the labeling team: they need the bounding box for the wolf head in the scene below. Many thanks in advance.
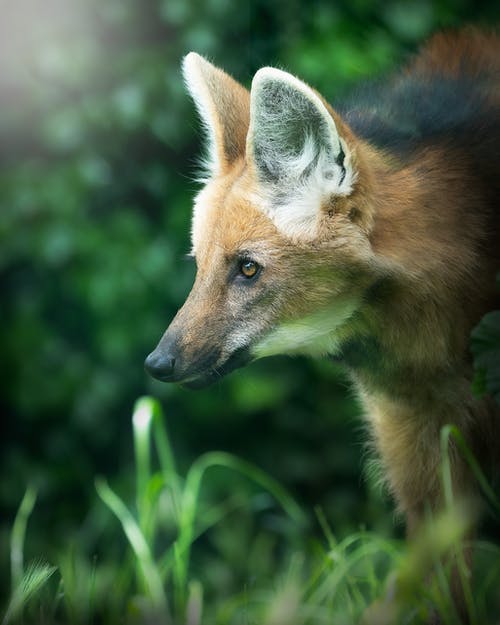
[145,53,380,388]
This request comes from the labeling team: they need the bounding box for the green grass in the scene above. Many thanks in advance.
[2,397,499,624]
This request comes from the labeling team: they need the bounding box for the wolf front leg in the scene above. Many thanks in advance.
[364,390,480,624]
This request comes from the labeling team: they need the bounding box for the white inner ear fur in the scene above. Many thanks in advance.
[182,52,220,179]
[247,67,356,240]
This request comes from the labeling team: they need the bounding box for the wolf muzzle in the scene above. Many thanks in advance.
[145,336,252,389]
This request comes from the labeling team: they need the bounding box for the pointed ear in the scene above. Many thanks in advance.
[183,53,250,177]
[246,68,356,237]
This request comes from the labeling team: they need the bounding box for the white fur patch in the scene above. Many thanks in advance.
[252,296,360,359]
[182,52,220,180]
[247,67,356,240]
[190,184,212,254]
[249,67,343,159]
[222,320,264,356]
[259,137,355,240]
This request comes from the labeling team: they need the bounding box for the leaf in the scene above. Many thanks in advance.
[470,310,500,404]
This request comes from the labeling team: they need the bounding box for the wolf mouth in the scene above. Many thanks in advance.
[180,346,253,390]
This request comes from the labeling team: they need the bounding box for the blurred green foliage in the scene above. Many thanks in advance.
[1,0,498,605]
[3,400,498,624]
[471,275,500,402]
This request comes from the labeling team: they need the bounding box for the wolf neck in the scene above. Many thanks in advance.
[338,286,457,403]
[336,144,485,401]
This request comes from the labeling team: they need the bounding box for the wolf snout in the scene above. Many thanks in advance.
[144,349,176,382]
[144,330,219,384]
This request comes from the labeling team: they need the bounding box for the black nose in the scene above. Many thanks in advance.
[144,350,176,381]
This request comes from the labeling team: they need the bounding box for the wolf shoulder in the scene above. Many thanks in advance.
[339,28,500,161]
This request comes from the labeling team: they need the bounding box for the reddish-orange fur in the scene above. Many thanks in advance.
[146,30,500,619]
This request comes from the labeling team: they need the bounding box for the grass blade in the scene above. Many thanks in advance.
[133,397,154,536]
[134,397,182,529]
[2,560,57,625]
[10,486,37,595]
[440,424,500,515]
[95,477,169,619]
[173,451,306,612]
[150,399,182,518]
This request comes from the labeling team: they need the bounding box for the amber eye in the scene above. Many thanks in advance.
[239,259,259,279]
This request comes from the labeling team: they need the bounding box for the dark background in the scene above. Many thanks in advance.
[1,0,498,602]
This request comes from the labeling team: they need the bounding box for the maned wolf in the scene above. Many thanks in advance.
[145,27,499,592]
